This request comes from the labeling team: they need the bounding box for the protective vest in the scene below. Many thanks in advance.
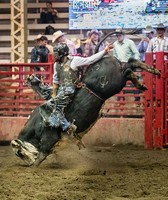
[56,58,80,86]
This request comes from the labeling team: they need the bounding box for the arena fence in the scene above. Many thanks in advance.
[144,52,168,149]
[0,55,53,117]
[0,55,150,144]
[1,53,168,148]
[0,65,145,118]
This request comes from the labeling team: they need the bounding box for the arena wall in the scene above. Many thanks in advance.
[0,117,144,146]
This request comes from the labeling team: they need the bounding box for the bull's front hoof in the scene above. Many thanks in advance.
[11,139,39,166]
[32,152,47,167]
[76,141,86,150]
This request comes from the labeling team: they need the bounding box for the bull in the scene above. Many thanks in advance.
[11,30,160,166]
[11,54,160,166]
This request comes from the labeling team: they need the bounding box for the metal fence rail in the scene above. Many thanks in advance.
[0,62,145,118]
[0,62,53,117]
[144,52,168,149]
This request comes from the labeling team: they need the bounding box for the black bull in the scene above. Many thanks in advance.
[11,55,160,166]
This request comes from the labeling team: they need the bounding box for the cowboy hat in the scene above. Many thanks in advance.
[143,25,155,34]
[36,34,42,40]
[81,38,89,44]
[71,37,81,49]
[115,28,124,35]
[52,30,66,43]
[87,29,103,38]
[36,34,48,41]
[155,23,167,30]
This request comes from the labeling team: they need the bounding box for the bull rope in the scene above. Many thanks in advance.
[76,82,104,102]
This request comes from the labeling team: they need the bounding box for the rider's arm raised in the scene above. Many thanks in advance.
[70,43,113,70]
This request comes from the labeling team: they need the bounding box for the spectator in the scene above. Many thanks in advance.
[138,25,155,62]
[35,34,53,53]
[40,2,58,24]
[146,23,168,53]
[31,34,50,71]
[112,29,140,62]
[52,30,77,55]
[83,29,105,57]
[46,39,53,53]
[37,34,53,53]
[70,37,83,55]
[112,29,140,103]
[137,26,155,103]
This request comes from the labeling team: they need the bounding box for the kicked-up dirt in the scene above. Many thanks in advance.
[1,139,168,200]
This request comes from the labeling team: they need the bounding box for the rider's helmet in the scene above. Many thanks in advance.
[53,42,69,61]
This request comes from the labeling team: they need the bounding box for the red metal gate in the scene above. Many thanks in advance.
[0,54,53,116]
[144,52,168,149]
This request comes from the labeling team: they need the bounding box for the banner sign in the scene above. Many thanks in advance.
[69,0,168,30]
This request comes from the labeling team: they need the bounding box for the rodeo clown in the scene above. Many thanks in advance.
[46,42,113,135]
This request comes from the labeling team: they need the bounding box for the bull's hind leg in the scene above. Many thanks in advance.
[128,58,160,76]
[124,68,147,91]
[126,71,147,91]
[124,58,160,90]
[136,60,160,75]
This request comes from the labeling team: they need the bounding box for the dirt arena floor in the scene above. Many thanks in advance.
[1,139,168,200]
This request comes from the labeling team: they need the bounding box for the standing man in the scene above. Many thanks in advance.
[52,30,77,55]
[138,25,155,62]
[31,35,50,71]
[40,1,58,24]
[146,23,168,53]
[112,29,140,62]
[112,29,140,103]
[83,29,105,57]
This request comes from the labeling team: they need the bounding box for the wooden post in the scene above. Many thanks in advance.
[11,0,28,63]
